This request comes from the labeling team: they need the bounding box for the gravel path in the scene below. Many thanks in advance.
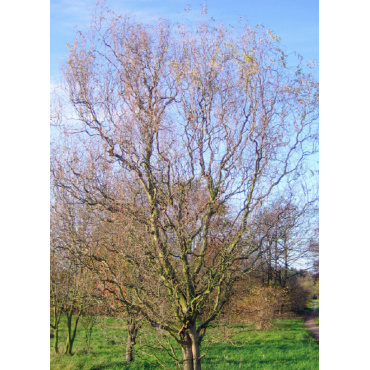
[304,303,319,343]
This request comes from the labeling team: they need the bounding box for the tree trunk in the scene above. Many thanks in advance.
[54,327,59,354]
[64,306,82,355]
[125,333,134,362]
[65,313,73,355]
[267,247,272,285]
[51,306,61,354]
[125,317,138,363]
[261,255,265,286]
[274,240,278,288]
[181,323,201,370]
[282,239,288,288]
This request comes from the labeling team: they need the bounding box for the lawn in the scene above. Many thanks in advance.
[51,316,319,370]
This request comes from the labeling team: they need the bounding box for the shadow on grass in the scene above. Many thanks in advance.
[90,361,157,370]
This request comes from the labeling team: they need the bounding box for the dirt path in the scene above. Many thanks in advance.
[304,303,319,343]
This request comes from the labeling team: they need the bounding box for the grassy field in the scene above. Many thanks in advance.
[51,315,318,370]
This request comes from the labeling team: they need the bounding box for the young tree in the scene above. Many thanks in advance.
[50,241,68,354]
[51,183,144,362]
[50,244,84,356]
[51,191,100,356]
[51,7,318,369]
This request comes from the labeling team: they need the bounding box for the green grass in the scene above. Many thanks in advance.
[310,299,319,325]
[308,300,319,310]
[306,299,319,326]
[51,316,318,370]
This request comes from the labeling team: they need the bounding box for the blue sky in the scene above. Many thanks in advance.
[51,0,318,83]
[50,0,319,191]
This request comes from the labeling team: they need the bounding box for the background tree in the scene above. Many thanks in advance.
[253,190,318,288]
[51,191,101,356]
[50,235,69,354]
[51,182,144,362]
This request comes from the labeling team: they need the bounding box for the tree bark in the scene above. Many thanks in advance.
[51,306,61,354]
[181,323,201,370]
[282,239,288,288]
[64,306,82,355]
[125,317,138,363]
[125,334,134,363]
[53,327,59,354]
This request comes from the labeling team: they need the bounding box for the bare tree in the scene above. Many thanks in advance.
[50,235,68,354]
[51,192,100,356]
[50,245,85,356]
[253,190,318,288]
[51,184,144,362]
[51,7,318,370]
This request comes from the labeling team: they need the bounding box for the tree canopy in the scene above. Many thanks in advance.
[51,8,318,370]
